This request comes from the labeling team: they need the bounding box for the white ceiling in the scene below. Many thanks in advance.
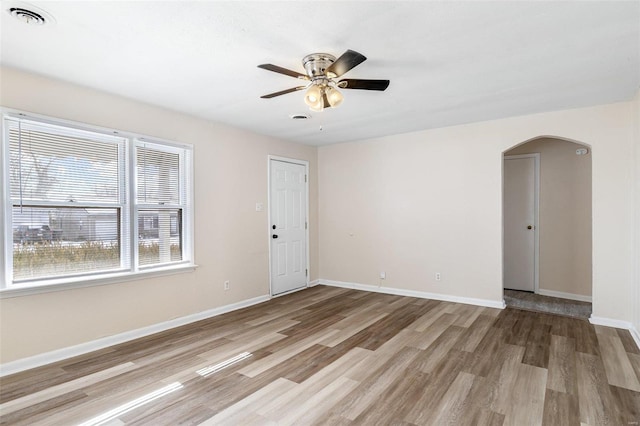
[1,1,639,146]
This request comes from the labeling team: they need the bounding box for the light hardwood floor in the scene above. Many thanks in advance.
[1,285,639,425]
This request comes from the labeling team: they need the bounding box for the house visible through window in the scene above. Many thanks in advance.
[2,114,193,289]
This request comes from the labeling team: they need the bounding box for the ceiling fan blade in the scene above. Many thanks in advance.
[258,64,309,80]
[260,86,306,99]
[326,50,367,77]
[337,79,390,91]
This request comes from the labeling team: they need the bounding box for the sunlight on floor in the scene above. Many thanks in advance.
[77,381,184,426]
[196,352,253,378]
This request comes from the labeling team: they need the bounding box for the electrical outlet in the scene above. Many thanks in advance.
[435,273,441,281]
[224,280,230,291]
[379,271,386,280]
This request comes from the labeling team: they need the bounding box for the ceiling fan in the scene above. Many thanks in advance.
[258,49,390,112]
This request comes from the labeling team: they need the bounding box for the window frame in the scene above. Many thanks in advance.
[1,110,195,297]
[132,139,191,271]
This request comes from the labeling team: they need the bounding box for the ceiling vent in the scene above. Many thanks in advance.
[7,3,54,25]
[290,114,311,120]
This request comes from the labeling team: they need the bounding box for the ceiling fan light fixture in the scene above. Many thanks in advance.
[305,85,324,111]
[325,86,344,108]
[308,98,324,112]
[304,85,322,106]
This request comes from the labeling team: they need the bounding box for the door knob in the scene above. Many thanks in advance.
[272,234,278,239]
[527,225,533,230]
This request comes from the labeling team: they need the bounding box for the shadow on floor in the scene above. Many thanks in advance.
[503,289,592,319]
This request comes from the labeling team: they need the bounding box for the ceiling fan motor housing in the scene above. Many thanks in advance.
[303,53,336,80]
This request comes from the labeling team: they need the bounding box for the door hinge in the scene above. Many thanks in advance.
[305,174,307,183]
[305,221,308,230]
[305,269,308,276]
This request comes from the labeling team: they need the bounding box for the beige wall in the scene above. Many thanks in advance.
[506,138,592,298]
[0,67,319,363]
[318,99,637,323]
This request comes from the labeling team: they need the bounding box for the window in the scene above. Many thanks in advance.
[2,113,193,290]
[135,143,186,268]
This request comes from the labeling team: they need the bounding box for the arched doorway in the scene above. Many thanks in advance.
[503,136,593,317]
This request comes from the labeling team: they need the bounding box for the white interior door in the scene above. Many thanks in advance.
[503,155,538,292]
[269,159,308,295]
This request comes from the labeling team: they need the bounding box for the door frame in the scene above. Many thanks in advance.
[503,153,540,294]
[267,155,310,297]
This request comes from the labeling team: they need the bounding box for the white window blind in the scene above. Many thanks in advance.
[9,121,123,204]
[136,145,181,204]
[135,142,189,268]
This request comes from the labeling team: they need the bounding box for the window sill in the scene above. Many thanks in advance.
[0,264,198,299]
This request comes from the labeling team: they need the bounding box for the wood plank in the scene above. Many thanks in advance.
[502,363,548,426]
[198,378,297,425]
[257,347,371,419]
[574,319,601,356]
[486,345,526,415]
[0,362,135,415]
[426,371,476,426]
[596,333,640,391]
[343,329,419,382]
[413,325,465,373]
[406,300,450,331]
[403,349,474,425]
[353,367,431,425]
[224,317,300,341]
[269,376,359,425]
[617,328,640,355]
[451,304,484,328]
[546,334,577,394]
[338,301,438,351]
[542,388,580,426]
[629,353,640,383]
[502,311,534,347]
[462,326,507,378]
[409,312,458,350]
[197,332,286,364]
[522,321,552,369]
[593,324,619,337]
[319,311,388,347]
[0,390,88,426]
[328,346,422,421]
[237,328,338,378]
[608,384,640,425]
[575,352,623,425]
[453,314,496,353]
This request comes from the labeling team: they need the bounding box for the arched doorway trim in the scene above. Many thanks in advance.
[502,135,593,311]
[504,135,592,153]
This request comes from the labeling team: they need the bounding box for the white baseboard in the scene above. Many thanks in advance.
[308,279,321,287]
[0,294,271,377]
[589,315,633,329]
[537,289,592,303]
[318,279,506,309]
